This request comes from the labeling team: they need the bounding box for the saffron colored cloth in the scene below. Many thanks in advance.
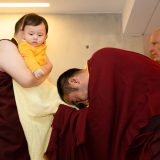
[18,41,46,72]
[87,48,160,160]
[13,79,65,160]
[0,71,30,159]
[45,104,89,160]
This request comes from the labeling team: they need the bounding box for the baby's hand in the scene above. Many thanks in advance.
[34,69,44,78]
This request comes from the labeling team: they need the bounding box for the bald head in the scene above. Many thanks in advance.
[149,28,160,63]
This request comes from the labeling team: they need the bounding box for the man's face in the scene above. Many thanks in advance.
[63,70,89,108]
[64,88,89,107]
[16,30,24,42]
[149,32,160,63]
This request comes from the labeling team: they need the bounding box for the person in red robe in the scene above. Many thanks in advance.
[46,48,160,160]
[0,14,52,159]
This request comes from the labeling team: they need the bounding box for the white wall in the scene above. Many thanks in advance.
[0,13,144,84]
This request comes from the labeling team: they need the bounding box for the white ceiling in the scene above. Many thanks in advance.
[0,0,126,14]
[122,0,160,35]
[0,0,159,35]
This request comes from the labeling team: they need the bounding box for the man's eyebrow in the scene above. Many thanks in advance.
[71,101,76,105]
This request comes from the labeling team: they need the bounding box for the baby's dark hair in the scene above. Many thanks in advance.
[21,13,48,34]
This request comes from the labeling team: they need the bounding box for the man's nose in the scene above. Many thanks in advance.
[149,46,154,54]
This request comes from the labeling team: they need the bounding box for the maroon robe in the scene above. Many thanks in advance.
[87,48,160,160]
[46,48,160,160]
[45,105,89,160]
[0,39,30,159]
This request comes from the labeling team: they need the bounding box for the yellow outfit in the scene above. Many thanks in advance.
[18,41,46,72]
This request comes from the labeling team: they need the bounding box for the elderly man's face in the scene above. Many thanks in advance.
[149,32,160,63]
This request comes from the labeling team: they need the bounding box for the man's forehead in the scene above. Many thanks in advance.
[150,34,160,43]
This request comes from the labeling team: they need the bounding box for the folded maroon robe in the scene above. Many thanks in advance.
[46,48,160,160]
[0,71,30,160]
[87,48,160,160]
[0,39,30,160]
[45,105,89,160]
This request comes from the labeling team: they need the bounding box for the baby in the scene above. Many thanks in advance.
[19,13,48,78]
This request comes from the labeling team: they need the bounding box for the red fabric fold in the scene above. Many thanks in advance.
[0,71,30,160]
[46,48,160,160]
[45,104,89,160]
[87,48,160,160]
[0,39,30,160]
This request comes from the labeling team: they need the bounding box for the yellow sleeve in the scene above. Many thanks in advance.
[35,45,47,66]
[19,42,41,72]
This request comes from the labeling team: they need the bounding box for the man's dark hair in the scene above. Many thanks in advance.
[21,13,48,34]
[57,68,81,102]
[14,15,26,35]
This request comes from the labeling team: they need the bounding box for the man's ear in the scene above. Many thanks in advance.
[68,77,80,86]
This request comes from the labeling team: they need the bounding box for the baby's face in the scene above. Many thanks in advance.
[23,22,47,47]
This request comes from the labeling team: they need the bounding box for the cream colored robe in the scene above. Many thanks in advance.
[13,79,64,160]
